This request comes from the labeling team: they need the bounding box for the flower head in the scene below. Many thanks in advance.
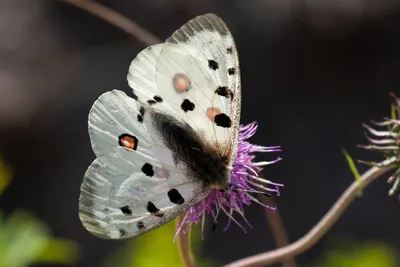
[358,93,400,200]
[176,122,283,239]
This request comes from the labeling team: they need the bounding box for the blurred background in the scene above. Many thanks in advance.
[1,0,400,266]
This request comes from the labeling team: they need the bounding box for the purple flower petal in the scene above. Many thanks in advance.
[358,93,400,201]
[176,122,283,238]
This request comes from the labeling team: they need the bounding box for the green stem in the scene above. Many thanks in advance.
[176,213,196,267]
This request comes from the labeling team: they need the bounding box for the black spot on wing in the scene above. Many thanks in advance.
[139,106,145,116]
[137,221,145,230]
[214,113,232,128]
[141,163,154,177]
[216,86,234,100]
[138,107,145,122]
[181,99,195,112]
[120,205,132,215]
[153,95,163,102]
[208,60,219,70]
[146,201,164,217]
[147,99,157,105]
[167,189,185,204]
[131,91,139,101]
[119,228,127,237]
[228,68,236,75]
[215,86,228,97]
[227,47,233,54]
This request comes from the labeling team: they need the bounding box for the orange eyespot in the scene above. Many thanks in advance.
[118,134,138,150]
[207,107,221,121]
[173,73,191,92]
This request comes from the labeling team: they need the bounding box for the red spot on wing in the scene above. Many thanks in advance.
[118,134,138,150]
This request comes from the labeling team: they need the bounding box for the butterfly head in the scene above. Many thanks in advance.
[212,181,230,191]
[210,165,233,191]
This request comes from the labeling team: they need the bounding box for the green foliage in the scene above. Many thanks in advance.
[0,210,80,267]
[391,103,397,121]
[0,155,80,267]
[103,221,184,267]
[0,155,11,196]
[342,149,362,196]
[317,240,398,267]
[130,221,184,267]
[104,219,219,267]
[186,222,219,267]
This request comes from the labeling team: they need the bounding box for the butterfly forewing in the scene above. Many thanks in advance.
[128,13,241,164]
[163,13,241,164]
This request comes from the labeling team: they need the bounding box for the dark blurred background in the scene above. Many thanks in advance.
[1,0,400,266]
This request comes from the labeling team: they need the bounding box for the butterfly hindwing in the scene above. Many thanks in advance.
[79,90,210,239]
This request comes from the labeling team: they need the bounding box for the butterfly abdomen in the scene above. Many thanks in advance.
[150,110,230,188]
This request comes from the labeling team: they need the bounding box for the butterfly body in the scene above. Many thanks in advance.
[150,110,231,189]
[79,13,241,239]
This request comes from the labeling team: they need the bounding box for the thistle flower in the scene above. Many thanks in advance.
[176,122,283,238]
[358,93,400,200]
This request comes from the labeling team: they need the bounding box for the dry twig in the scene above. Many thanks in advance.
[61,0,161,45]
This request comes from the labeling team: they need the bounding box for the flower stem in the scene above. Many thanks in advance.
[261,195,297,267]
[61,0,161,45]
[224,157,396,267]
[176,213,196,267]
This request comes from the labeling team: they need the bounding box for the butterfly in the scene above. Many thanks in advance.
[79,13,241,239]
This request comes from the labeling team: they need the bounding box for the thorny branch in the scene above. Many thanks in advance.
[224,157,396,267]
[61,2,397,267]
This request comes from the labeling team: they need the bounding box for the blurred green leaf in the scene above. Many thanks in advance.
[317,240,398,267]
[131,221,183,267]
[188,222,219,267]
[34,238,80,264]
[104,219,219,267]
[0,210,80,267]
[104,221,184,267]
[342,149,362,196]
[0,155,11,196]
[391,104,397,120]
[0,155,80,267]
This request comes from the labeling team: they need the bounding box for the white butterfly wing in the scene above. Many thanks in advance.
[79,90,210,239]
[128,13,241,165]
